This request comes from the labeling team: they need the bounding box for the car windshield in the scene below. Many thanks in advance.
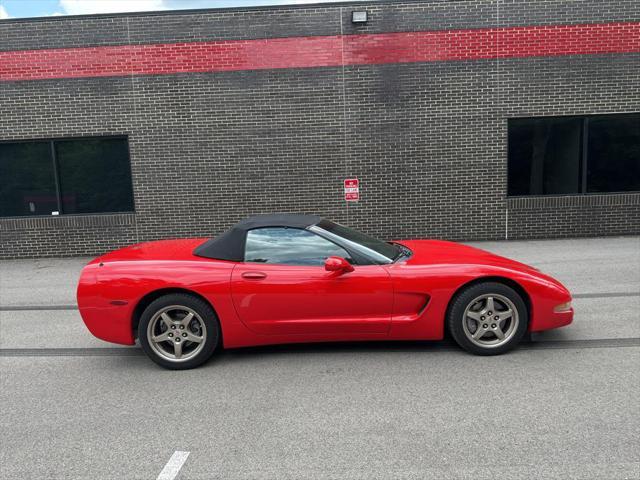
[315,219,402,262]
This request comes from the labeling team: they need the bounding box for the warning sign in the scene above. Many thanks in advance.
[344,178,360,202]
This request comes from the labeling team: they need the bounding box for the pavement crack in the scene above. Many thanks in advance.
[572,292,639,299]
[0,304,78,311]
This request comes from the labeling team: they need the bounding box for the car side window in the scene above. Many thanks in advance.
[244,227,352,266]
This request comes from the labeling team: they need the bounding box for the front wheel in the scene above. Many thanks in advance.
[138,293,220,369]
[447,282,528,355]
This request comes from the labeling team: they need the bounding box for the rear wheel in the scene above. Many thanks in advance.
[447,282,528,355]
[138,293,219,369]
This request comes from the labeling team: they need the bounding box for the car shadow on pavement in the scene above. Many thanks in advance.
[81,336,547,371]
[202,333,542,368]
[215,339,460,362]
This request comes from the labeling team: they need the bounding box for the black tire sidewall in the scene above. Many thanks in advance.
[138,293,219,369]
[447,282,528,356]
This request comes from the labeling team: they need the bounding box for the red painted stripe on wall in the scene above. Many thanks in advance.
[1,22,638,82]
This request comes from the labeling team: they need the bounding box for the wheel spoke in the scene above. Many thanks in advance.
[173,341,183,359]
[494,326,505,340]
[152,331,171,343]
[184,331,203,344]
[160,312,174,329]
[466,310,482,321]
[496,309,513,323]
[485,296,495,313]
[472,327,487,340]
[179,312,194,327]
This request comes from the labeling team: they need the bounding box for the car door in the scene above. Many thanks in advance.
[230,227,393,336]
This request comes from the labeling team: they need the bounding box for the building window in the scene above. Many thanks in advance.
[0,137,134,217]
[508,113,639,196]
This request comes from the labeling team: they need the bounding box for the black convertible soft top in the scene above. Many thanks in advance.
[193,213,322,262]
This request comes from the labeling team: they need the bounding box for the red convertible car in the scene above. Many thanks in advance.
[77,214,573,369]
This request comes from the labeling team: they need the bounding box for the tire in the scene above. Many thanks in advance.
[447,282,528,356]
[138,293,220,370]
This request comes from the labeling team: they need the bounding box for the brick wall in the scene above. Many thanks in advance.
[1,0,639,258]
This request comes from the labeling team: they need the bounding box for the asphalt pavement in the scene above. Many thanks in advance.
[1,236,639,479]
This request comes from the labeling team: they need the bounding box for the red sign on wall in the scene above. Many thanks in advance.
[344,178,360,202]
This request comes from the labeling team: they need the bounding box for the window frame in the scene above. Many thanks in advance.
[0,135,135,218]
[309,224,396,265]
[243,226,357,267]
[506,112,639,198]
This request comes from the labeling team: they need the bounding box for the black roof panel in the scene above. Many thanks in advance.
[193,213,322,261]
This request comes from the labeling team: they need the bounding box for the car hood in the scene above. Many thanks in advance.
[95,238,208,263]
[396,239,539,273]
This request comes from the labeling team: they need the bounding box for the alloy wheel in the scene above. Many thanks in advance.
[147,305,207,362]
[462,293,519,348]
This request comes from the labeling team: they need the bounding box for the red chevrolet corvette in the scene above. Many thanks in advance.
[77,214,573,369]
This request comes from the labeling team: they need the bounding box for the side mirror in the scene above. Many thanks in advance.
[324,256,354,274]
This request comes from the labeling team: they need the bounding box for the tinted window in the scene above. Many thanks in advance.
[0,137,134,218]
[508,117,582,196]
[508,113,640,196]
[245,228,351,266]
[587,114,640,193]
[56,138,134,214]
[0,142,58,217]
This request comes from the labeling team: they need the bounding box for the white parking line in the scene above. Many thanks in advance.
[157,451,190,480]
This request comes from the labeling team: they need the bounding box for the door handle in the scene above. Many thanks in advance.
[242,271,267,280]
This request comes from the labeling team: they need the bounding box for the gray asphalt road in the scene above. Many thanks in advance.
[1,236,639,479]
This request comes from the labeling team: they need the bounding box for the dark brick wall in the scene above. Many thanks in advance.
[0,6,340,50]
[0,215,138,258]
[1,0,639,259]
[341,0,640,35]
[506,194,640,239]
